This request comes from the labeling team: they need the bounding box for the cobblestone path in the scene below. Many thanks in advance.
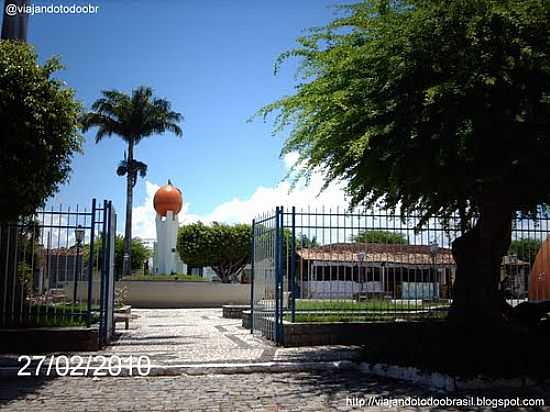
[101,308,363,365]
[2,369,549,411]
[1,309,549,411]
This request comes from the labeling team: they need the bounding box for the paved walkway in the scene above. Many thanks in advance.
[3,370,549,411]
[102,308,363,365]
[1,309,549,411]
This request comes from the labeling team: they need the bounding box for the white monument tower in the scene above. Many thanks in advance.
[153,180,186,275]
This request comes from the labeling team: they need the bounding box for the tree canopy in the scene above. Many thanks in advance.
[177,222,251,283]
[352,230,408,244]
[260,0,550,223]
[81,87,182,147]
[84,235,152,278]
[508,238,541,263]
[114,236,152,277]
[260,0,550,322]
[0,41,82,222]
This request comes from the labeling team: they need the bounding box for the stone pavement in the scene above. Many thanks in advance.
[1,308,549,411]
[2,370,549,411]
[101,308,363,365]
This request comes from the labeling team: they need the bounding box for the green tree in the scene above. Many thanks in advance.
[114,236,152,277]
[296,233,319,249]
[177,222,251,283]
[280,229,319,250]
[259,0,550,323]
[352,230,408,244]
[509,238,541,264]
[81,87,182,277]
[83,235,152,278]
[0,41,82,222]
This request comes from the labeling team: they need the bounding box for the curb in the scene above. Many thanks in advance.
[357,362,543,392]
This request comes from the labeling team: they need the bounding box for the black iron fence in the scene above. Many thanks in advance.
[251,206,550,344]
[0,199,116,345]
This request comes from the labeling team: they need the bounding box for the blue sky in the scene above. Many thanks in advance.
[4,0,352,237]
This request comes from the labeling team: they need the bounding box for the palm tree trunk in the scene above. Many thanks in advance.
[122,140,134,278]
[1,0,29,41]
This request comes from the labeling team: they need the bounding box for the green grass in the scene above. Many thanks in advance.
[7,304,100,328]
[121,273,207,282]
[286,298,450,323]
[286,311,448,323]
[52,302,101,312]
[19,317,94,327]
[295,299,450,312]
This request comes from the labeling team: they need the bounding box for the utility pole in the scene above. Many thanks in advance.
[1,0,28,41]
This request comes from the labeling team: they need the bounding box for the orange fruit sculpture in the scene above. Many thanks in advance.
[153,180,183,217]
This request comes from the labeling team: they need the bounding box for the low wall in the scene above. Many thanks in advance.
[242,310,252,329]
[64,281,101,302]
[222,305,249,318]
[62,281,250,308]
[246,316,431,347]
[0,327,99,353]
[285,320,442,347]
[118,281,249,308]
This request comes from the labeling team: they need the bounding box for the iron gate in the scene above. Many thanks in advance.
[0,199,116,346]
[251,206,550,344]
[251,207,285,345]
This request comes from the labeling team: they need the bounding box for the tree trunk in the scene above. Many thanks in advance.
[449,200,513,324]
[122,140,134,278]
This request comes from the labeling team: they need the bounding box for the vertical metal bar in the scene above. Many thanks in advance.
[11,224,20,324]
[19,221,28,325]
[87,199,96,327]
[108,202,116,341]
[279,206,284,345]
[72,208,79,306]
[290,207,296,323]
[99,200,108,345]
[105,201,114,343]
[274,207,280,344]
[274,206,282,345]
[250,219,255,334]
[2,224,10,326]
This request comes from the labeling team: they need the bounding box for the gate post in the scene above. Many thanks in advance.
[275,206,284,345]
[106,202,116,340]
[99,200,116,346]
[290,206,296,322]
[99,200,108,345]
[250,219,255,334]
[86,199,96,327]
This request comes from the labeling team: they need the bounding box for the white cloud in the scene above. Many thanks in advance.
[131,153,351,238]
[131,181,160,240]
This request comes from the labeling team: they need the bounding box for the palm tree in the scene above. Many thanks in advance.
[81,86,182,277]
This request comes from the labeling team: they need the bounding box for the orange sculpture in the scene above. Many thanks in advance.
[153,180,183,217]
[528,236,550,302]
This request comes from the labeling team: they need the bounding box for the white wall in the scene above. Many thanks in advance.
[302,280,383,299]
[65,280,250,308]
[401,282,440,299]
[118,281,249,308]
[64,281,101,302]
